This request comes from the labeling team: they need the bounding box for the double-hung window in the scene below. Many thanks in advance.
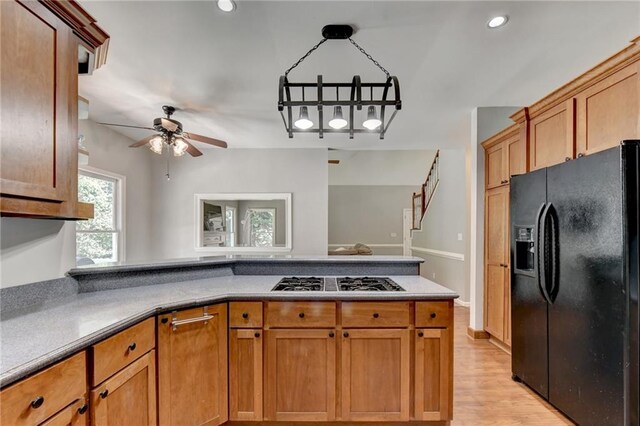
[76,168,125,264]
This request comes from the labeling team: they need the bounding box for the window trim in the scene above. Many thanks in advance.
[78,166,126,263]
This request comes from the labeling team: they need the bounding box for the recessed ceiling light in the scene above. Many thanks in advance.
[487,15,508,29]
[217,0,236,12]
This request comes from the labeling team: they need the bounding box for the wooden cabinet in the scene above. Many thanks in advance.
[484,185,509,341]
[0,352,87,426]
[415,328,452,421]
[0,0,107,219]
[341,329,410,421]
[264,329,336,421]
[485,142,505,189]
[90,351,156,426]
[157,305,228,426]
[229,329,263,421]
[483,124,525,189]
[529,100,575,170]
[576,63,640,156]
[40,399,88,426]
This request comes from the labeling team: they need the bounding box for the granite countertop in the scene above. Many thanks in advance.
[68,255,424,275]
[0,274,455,388]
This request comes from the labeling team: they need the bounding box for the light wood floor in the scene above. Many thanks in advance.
[452,306,574,425]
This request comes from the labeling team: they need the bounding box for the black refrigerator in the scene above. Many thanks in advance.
[510,140,639,426]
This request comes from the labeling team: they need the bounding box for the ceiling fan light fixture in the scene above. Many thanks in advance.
[217,0,236,12]
[328,106,348,130]
[149,135,164,154]
[294,106,314,130]
[173,137,188,156]
[362,106,382,130]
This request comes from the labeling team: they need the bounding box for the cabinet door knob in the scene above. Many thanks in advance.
[418,331,424,337]
[161,318,169,324]
[100,390,109,399]
[430,312,437,319]
[329,332,335,338]
[299,312,305,318]
[30,396,44,409]
[128,342,137,352]
[372,313,379,318]
[242,312,249,319]
[254,332,261,338]
[343,332,350,338]
[577,153,585,158]
[77,404,88,415]
[565,157,572,162]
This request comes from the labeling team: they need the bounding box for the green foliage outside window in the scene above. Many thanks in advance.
[76,173,118,262]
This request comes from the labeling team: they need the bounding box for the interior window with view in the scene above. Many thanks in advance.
[76,171,121,264]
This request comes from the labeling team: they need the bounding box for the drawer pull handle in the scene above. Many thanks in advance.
[128,342,137,352]
[254,332,261,338]
[329,332,335,338]
[299,312,305,318]
[30,396,44,409]
[343,332,350,338]
[430,312,437,319]
[418,331,424,337]
[77,404,88,415]
[100,390,109,399]
[242,312,249,319]
[372,313,379,318]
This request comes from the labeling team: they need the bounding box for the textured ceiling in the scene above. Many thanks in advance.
[79,1,640,150]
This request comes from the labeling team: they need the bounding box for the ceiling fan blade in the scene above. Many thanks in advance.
[160,118,179,132]
[129,134,156,148]
[328,160,340,164]
[98,122,155,131]
[184,132,228,148]
[184,140,203,157]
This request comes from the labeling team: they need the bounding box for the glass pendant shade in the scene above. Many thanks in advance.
[173,137,188,156]
[328,106,348,129]
[294,106,313,130]
[149,135,164,154]
[362,106,382,130]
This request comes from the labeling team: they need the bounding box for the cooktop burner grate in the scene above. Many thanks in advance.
[337,277,405,292]
[271,277,325,291]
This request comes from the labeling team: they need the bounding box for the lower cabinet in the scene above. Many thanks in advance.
[341,329,410,421]
[40,398,88,426]
[415,328,452,421]
[90,351,156,426]
[229,328,263,421]
[157,305,228,426]
[264,329,337,421]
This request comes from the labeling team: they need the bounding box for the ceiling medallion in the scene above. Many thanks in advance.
[278,24,401,139]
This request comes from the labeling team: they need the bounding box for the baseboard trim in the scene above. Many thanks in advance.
[410,246,465,262]
[489,336,512,355]
[466,326,490,340]
[454,299,470,307]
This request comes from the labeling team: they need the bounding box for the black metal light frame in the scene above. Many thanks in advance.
[277,25,402,139]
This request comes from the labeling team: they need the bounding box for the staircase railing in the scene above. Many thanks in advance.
[412,150,440,230]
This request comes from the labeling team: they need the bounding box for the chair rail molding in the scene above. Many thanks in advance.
[410,246,465,262]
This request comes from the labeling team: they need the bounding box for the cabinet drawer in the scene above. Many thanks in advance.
[416,302,452,328]
[341,302,411,328]
[0,352,86,426]
[91,318,155,386]
[265,302,336,328]
[230,302,263,328]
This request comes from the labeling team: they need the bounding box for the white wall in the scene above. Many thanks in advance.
[411,149,468,302]
[148,148,328,258]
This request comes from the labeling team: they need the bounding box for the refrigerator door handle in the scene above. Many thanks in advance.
[538,203,553,304]
[547,203,559,303]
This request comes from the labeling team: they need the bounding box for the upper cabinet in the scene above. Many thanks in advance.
[529,100,576,170]
[0,0,109,219]
[482,124,526,188]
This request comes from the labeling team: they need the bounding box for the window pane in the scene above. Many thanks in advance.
[76,232,117,263]
[77,173,115,231]
[249,210,275,247]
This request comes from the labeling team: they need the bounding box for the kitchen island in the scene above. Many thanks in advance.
[0,256,457,425]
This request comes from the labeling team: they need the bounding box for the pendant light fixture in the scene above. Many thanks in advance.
[278,24,401,140]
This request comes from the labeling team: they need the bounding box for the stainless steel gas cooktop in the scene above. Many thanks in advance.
[271,276,405,292]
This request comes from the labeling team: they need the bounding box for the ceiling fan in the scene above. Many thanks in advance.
[99,105,228,157]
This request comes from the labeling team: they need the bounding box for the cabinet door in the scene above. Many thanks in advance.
[341,329,410,421]
[90,351,156,426]
[264,329,336,421]
[158,305,228,426]
[529,100,575,170]
[415,328,452,421]
[504,266,512,347]
[0,0,76,203]
[40,399,88,426]
[576,63,639,156]
[229,329,262,421]
[505,132,527,178]
[485,142,505,189]
[484,186,508,340]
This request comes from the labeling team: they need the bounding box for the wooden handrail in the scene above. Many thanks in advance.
[412,150,440,230]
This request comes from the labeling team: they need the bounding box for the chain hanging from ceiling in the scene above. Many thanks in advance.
[278,25,401,139]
